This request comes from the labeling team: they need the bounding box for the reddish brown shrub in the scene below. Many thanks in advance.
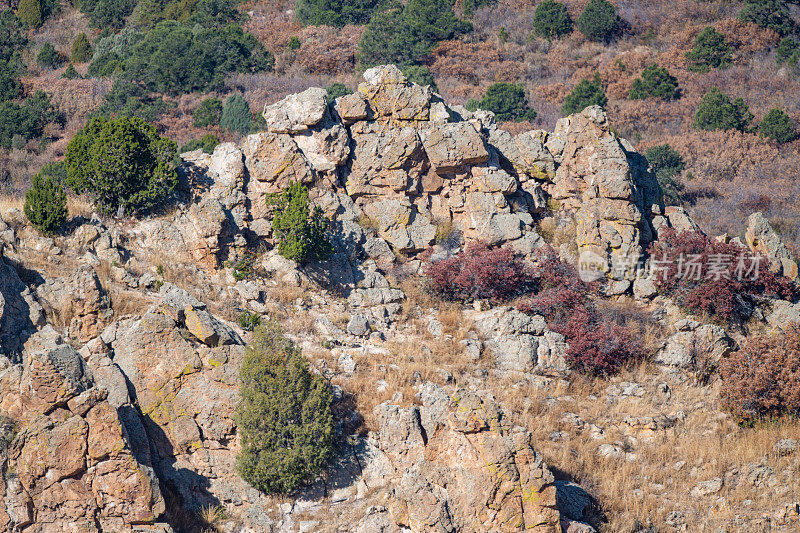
[647,228,796,325]
[517,247,643,376]
[720,327,800,425]
[423,242,532,302]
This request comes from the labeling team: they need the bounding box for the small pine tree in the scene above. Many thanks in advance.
[686,26,732,73]
[533,0,573,39]
[477,82,536,122]
[17,0,42,29]
[645,144,685,206]
[759,108,797,144]
[576,0,617,42]
[693,87,753,133]
[235,321,334,494]
[628,64,679,100]
[267,182,333,264]
[220,94,252,135]
[193,97,223,128]
[325,83,352,101]
[37,42,63,68]
[738,0,795,37]
[70,33,92,64]
[24,171,67,235]
[62,63,80,79]
[562,74,607,115]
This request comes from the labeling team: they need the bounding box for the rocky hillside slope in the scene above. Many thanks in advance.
[1,66,799,532]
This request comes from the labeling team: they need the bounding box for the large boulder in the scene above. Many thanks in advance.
[472,307,569,374]
[370,385,562,531]
[262,87,329,133]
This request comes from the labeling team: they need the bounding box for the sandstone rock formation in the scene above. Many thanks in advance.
[370,385,562,532]
[0,325,165,531]
[158,65,670,282]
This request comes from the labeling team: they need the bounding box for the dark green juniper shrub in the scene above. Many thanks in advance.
[180,133,220,154]
[193,97,223,128]
[267,182,333,264]
[693,87,753,133]
[65,115,178,216]
[576,0,618,42]
[628,64,679,101]
[24,171,67,235]
[235,321,334,494]
[686,26,732,73]
[474,82,536,122]
[220,93,252,135]
[325,82,352,100]
[759,107,797,144]
[533,0,573,39]
[562,74,606,115]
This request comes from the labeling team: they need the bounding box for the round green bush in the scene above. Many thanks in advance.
[65,115,178,216]
[576,0,617,42]
[62,63,80,79]
[628,64,679,101]
[533,0,573,39]
[759,107,797,144]
[693,87,753,133]
[402,64,438,92]
[477,82,536,122]
[267,181,333,264]
[24,171,67,235]
[17,0,42,29]
[180,133,220,154]
[193,97,223,128]
[220,93,252,135]
[685,26,732,73]
[562,74,607,115]
[70,33,92,64]
[235,322,334,494]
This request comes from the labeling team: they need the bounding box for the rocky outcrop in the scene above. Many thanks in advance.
[745,212,798,281]
[0,327,165,531]
[370,385,562,532]
[164,65,666,274]
[546,106,661,281]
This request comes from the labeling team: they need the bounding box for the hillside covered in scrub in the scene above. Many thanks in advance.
[1,0,800,532]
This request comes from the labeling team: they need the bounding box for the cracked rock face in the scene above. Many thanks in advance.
[169,65,666,267]
[370,385,561,532]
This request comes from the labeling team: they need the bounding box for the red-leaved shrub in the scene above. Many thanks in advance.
[518,247,644,376]
[424,242,532,302]
[720,326,800,425]
[647,228,796,325]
